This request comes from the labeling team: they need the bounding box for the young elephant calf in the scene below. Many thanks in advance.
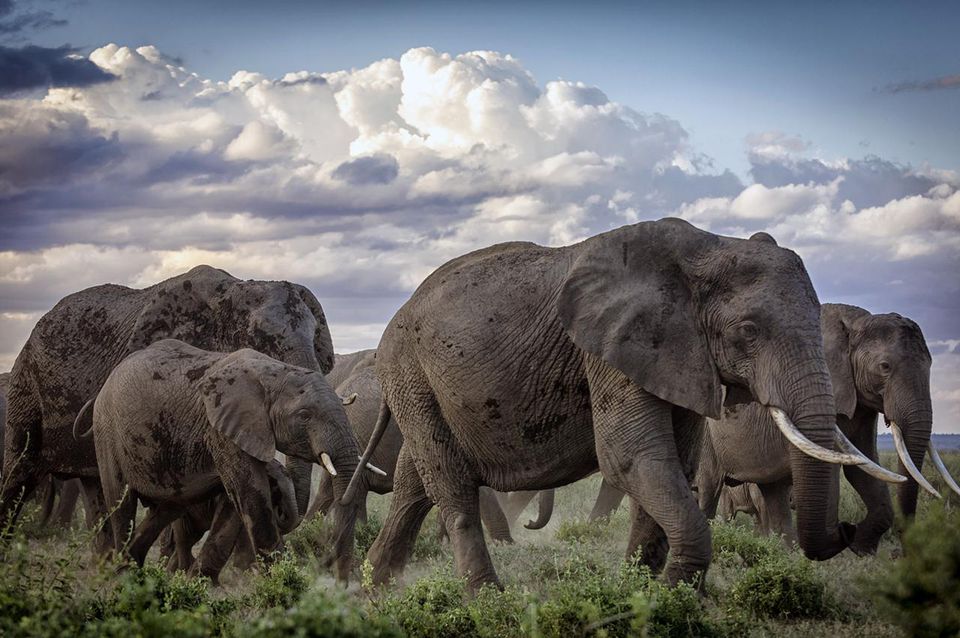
[85,339,364,579]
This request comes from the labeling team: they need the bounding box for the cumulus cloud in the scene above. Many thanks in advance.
[0,46,957,429]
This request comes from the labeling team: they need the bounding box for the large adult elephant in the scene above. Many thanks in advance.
[308,350,545,542]
[695,303,959,554]
[0,265,335,540]
[345,219,902,590]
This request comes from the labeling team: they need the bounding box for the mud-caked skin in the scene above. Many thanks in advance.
[367,218,856,591]
[90,340,363,580]
[695,303,935,555]
[308,351,522,543]
[0,265,335,543]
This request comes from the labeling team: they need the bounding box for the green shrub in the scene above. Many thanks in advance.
[632,581,717,638]
[554,518,609,544]
[355,515,383,557]
[243,586,402,638]
[378,572,476,637]
[730,553,835,620]
[711,519,783,567]
[285,513,334,560]
[869,501,960,638]
[253,554,310,609]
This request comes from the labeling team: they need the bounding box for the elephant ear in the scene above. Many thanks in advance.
[199,351,276,462]
[292,284,335,374]
[557,220,722,418]
[126,275,217,353]
[821,304,867,419]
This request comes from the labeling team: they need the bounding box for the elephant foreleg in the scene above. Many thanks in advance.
[842,421,892,555]
[79,477,113,554]
[589,478,627,522]
[52,479,81,527]
[368,443,434,587]
[587,359,711,587]
[194,499,243,584]
[479,487,514,543]
[757,479,796,546]
[127,504,183,566]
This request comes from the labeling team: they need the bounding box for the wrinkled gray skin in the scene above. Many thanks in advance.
[364,218,853,591]
[308,350,536,542]
[89,340,363,580]
[159,459,300,583]
[695,303,934,555]
[0,265,334,546]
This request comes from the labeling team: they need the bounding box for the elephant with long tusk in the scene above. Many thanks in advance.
[342,220,900,591]
[679,302,957,556]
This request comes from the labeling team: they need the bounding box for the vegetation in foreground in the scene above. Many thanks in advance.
[1,452,957,637]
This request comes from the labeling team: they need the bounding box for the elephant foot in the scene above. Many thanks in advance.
[848,538,880,557]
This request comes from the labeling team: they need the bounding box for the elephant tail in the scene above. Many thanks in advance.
[525,489,555,530]
[341,399,391,505]
[72,396,96,439]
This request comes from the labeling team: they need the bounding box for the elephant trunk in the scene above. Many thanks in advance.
[306,394,364,582]
[775,349,853,560]
[525,490,555,530]
[886,390,934,518]
[286,347,324,515]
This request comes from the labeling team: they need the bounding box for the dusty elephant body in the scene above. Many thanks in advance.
[0,265,335,543]
[695,303,957,554]
[308,350,538,543]
[349,219,898,591]
[88,340,364,581]
[159,459,300,581]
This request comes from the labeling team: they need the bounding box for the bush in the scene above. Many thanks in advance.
[285,513,334,560]
[243,586,402,638]
[730,553,835,620]
[711,519,783,567]
[253,555,310,609]
[869,501,960,638]
[355,516,383,558]
[554,518,609,544]
[632,581,718,638]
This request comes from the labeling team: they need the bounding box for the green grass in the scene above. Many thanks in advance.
[2,451,957,637]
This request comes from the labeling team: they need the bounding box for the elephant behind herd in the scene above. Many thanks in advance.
[1,217,955,593]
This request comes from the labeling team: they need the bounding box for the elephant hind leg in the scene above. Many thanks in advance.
[127,504,183,566]
[0,385,44,529]
[368,443,433,586]
[589,479,626,522]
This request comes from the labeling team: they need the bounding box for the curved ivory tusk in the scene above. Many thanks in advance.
[834,428,908,484]
[769,407,874,466]
[927,441,960,497]
[320,452,338,477]
[889,423,940,498]
[359,456,388,476]
[340,392,358,406]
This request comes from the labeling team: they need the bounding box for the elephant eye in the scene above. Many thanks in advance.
[737,321,759,342]
[295,408,312,422]
[878,361,891,374]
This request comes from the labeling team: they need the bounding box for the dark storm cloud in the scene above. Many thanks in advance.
[0,0,66,37]
[749,154,940,209]
[0,45,115,94]
[880,74,960,94]
[332,154,400,185]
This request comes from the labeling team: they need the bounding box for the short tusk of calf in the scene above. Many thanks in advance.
[890,423,940,498]
[359,456,388,477]
[320,452,338,477]
[769,407,875,466]
[927,441,960,497]
[340,392,358,406]
[834,428,908,484]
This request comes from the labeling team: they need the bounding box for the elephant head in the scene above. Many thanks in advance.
[199,350,363,580]
[127,265,335,374]
[823,303,958,515]
[558,219,893,560]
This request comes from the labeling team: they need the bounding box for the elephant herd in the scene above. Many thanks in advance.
[1,218,957,593]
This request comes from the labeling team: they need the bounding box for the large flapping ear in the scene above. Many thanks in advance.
[199,351,277,462]
[126,268,229,353]
[821,304,867,419]
[557,219,723,418]
[292,284,336,374]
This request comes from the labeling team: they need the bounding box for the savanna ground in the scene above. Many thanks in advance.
[2,452,958,637]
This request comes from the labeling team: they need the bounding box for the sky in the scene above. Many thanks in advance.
[1,0,959,430]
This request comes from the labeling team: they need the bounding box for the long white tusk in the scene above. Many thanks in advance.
[834,428,907,484]
[340,392,358,406]
[320,452,338,477]
[769,407,874,465]
[890,423,940,498]
[927,441,960,497]
[358,455,387,476]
